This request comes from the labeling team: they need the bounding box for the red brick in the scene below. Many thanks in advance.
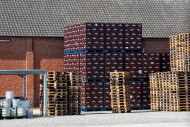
[143,38,169,53]
[0,37,64,107]
[33,37,64,106]
[0,36,169,108]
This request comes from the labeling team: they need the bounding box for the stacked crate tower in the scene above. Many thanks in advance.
[40,72,82,116]
[150,33,190,111]
[64,22,170,111]
[110,72,131,113]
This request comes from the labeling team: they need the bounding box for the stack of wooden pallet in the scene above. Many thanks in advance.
[170,33,190,71]
[150,33,190,112]
[150,71,190,111]
[67,72,82,115]
[149,73,162,111]
[110,72,131,113]
[169,72,190,111]
[40,72,82,116]
[40,72,68,116]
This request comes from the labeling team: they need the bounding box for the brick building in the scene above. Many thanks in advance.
[0,0,189,107]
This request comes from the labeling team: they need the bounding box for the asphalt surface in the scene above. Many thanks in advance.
[0,109,190,127]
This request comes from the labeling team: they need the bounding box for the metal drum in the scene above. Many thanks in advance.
[26,109,33,118]
[0,108,2,117]
[5,91,14,100]
[20,100,31,109]
[17,107,26,117]
[2,99,12,108]
[10,108,17,117]
[2,107,10,117]
[0,99,3,107]
[12,99,20,108]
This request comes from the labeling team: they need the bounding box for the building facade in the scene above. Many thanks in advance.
[0,0,188,106]
[0,37,64,106]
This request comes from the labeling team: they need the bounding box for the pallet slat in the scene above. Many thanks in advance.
[150,71,190,112]
[40,71,82,116]
[110,72,131,113]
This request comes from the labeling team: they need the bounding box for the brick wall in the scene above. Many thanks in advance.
[143,38,169,53]
[33,38,64,106]
[0,37,26,98]
[25,38,34,105]
[0,37,64,107]
[0,36,168,107]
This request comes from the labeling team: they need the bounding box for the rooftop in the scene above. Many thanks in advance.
[0,0,189,38]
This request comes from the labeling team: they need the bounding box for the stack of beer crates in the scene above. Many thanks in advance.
[63,22,170,111]
[150,33,190,112]
[40,71,82,116]
[126,52,170,109]
[110,72,131,113]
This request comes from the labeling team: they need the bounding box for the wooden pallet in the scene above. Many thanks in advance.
[55,107,68,111]
[67,83,82,86]
[170,33,190,71]
[40,71,82,116]
[55,111,68,115]
[110,72,129,75]
[110,71,130,113]
[150,71,190,112]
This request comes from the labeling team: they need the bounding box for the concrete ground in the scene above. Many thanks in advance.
[0,109,190,127]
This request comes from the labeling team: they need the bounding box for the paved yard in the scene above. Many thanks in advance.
[0,109,190,127]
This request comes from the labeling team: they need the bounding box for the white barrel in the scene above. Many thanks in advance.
[2,99,12,108]
[10,108,17,117]
[17,107,26,117]
[12,99,20,108]
[26,109,33,118]
[5,91,14,99]
[2,107,10,117]
[20,100,31,109]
